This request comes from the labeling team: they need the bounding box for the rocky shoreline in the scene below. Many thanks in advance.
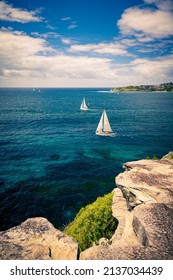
[0,152,173,260]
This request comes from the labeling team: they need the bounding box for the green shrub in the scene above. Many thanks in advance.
[152,154,159,160]
[166,154,173,159]
[146,154,159,160]
[64,192,118,251]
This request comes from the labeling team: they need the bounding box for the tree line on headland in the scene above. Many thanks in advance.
[110,82,173,93]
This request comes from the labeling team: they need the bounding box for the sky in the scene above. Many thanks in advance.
[0,0,173,87]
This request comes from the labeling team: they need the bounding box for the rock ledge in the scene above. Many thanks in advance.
[0,217,79,260]
[80,153,173,259]
[1,153,173,260]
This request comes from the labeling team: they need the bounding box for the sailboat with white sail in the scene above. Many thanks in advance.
[96,110,115,136]
[80,98,89,111]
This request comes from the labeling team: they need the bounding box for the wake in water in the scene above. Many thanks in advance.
[97,90,110,93]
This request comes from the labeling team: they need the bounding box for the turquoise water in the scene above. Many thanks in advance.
[0,88,173,230]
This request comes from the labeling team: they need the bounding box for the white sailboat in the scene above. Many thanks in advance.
[96,110,115,136]
[80,98,89,111]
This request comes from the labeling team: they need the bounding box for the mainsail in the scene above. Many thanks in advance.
[96,110,114,136]
[80,98,88,110]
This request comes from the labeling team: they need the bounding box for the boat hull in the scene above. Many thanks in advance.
[80,108,89,111]
[96,132,116,137]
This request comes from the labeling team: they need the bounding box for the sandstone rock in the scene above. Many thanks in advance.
[80,244,155,260]
[1,154,173,260]
[162,151,173,161]
[81,155,173,260]
[98,238,110,246]
[111,188,129,241]
[116,158,173,207]
[0,217,79,260]
[133,203,173,252]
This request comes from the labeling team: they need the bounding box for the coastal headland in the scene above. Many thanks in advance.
[0,152,173,260]
[110,82,173,93]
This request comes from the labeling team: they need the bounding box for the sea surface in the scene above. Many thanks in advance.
[0,88,173,231]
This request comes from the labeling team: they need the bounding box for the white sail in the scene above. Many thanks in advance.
[96,113,104,133]
[96,110,114,136]
[80,98,88,110]
[103,110,112,132]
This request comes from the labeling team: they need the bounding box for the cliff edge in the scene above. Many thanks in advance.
[0,153,173,260]
[0,217,79,260]
[80,153,173,259]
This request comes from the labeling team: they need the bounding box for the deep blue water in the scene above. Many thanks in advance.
[0,88,173,230]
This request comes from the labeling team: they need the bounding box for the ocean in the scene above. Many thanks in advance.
[0,88,173,231]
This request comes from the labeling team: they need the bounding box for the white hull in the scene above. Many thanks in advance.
[96,131,116,137]
[80,107,88,111]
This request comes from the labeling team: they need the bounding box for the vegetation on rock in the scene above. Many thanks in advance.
[64,192,118,251]
[164,153,173,160]
[146,154,159,160]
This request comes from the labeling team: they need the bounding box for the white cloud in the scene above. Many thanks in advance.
[0,1,42,23]
[137,36,154,43]
[0,26,13,31]
[118,6,173,39]
[46,24,57,30]
[144,0,173,11]
[118,38,137,47]
[0,29,118,86]
[31,31,60,39]
[61,37,74,44]
[130,55,173,81]
[134,55,173,71]
[68,24,77,30]
[69,42,130,56]
[0,30,54,71]
[61,17,71,21]
[0,29,172,87]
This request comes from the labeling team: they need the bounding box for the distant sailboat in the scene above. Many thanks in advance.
[80,98,89,110]
[96,110,115,136]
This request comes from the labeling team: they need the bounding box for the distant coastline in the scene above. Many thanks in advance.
[110,82,173,93]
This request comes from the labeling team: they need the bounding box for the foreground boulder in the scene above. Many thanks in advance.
[81,153,173,259]
[0,217,79,260]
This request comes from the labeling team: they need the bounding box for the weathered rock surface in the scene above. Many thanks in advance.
[1,153,173,260]
[0,217,79,260]
[80,153,173,259]
[116,157,173,207]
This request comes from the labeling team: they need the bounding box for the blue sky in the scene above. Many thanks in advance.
[0,0,173,87]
